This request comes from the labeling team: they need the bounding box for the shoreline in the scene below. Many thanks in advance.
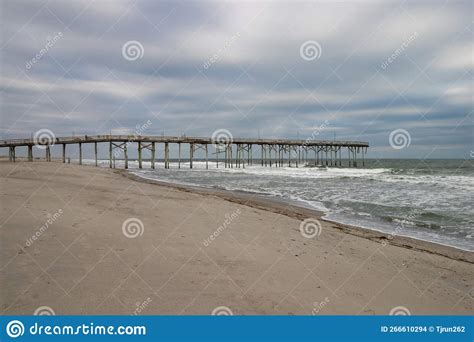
[121,169,474,264]
[2,160,473,315]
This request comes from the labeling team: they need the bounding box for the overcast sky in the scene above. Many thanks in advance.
[1,0,472,158]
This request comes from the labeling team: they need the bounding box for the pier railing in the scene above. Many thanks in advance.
[2,134,369,168]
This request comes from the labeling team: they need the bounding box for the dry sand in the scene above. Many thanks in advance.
[0,160,473,315]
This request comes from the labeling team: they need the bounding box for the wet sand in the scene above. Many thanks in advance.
[1,160,473,315]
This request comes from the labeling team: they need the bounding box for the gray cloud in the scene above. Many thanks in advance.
[1,0,472,158]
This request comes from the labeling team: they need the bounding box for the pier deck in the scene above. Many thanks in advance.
[1,135,369,168]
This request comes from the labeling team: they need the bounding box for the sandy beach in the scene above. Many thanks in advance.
[1,160,472,315]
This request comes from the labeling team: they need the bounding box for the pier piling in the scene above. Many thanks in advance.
[28,145,33,162]
[124,143,128,169]
[138,142,142,169]
[79,143,82,165]
[151,142,156,169]
[94,142,98,167]
[1,135,368,170]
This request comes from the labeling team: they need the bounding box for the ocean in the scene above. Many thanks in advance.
[88,158,473,252]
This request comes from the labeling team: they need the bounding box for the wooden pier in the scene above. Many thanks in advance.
[1,135,369,168]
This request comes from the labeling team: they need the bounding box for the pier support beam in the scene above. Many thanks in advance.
[178,143,181,169]
[28,145,33,162]
[62,144,66,163]
[94,142,98,166]
[151,142,156,169]
[124,143,128,169]
[224,145,227,168]
[109,141,112,168]
[9,146,16,162]
[138,142,142,169]
[79,143,82,165]
[354,147,358,167]
[348,147,352,167]
[288,145,291,167]
[45,146,51,161]
[295,147,298,167]
[268,145,272,167]
[236,144,242,168]
[190,143,193,169]
[248,145,251,166]
[165,142,170,169]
